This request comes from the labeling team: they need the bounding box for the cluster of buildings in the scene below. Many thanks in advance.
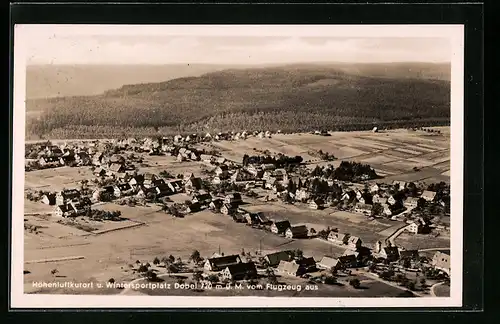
[199,245,450,283]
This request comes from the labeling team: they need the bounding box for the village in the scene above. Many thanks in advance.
[23,127,451,297]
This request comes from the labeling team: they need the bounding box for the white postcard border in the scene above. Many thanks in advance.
[11,24,464,308]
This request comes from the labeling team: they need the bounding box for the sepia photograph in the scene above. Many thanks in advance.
[11,24,464,308]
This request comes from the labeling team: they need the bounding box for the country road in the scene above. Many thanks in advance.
[430,282,444,297]
[357,269,425,297]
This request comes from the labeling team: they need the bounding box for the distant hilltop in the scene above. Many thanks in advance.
[25,62,450,139]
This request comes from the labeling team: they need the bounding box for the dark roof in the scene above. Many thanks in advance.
[144,173,157,181]
[383,247,400,258]
[79,197,92,206]
[399,250,420,260]
[59,189,81,199]
[339,254,357,265]
[223,202,239,210]
[42,156,60,162]
[116,183,132,191]
[210,199,224,209]
[288,225,308,235]
[152,178,166,186]
[225,262,257,276]
[131,175,145,183]
[156,183,173,194]
[61,155,76,162]
[195,193,212,200]
[226,192,242,200]
[187,202,202,212]
[207,255,241,268]
[265,251,293,266]
[272,220,291,232]
[295,257,316,267]
[187,178,203,189]
[102,186,114,193]
[56,205,70,212]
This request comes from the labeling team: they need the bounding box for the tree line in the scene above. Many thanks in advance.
[25,67,450,139]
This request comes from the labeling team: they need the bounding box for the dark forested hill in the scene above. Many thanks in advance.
[25,63,451,139]
[26,64,252,99]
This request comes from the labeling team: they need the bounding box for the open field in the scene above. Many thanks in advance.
[199,128,450,183]
[23,128,450,296]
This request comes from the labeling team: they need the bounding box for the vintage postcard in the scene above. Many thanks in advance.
[11,24,463,308]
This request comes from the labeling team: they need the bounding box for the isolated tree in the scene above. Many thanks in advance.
[190,250,202,263]
[153,257,160,265]
[192,271,203,283]
[50,269,59,276]
[349,278,361,289]
[294,249,304,260]
[146,270,157,281]
[325,276,337,285]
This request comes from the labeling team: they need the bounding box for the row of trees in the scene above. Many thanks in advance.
[242,154,304,167]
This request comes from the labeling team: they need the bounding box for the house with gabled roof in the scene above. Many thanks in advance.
[270,220,291,235]
[309,198,325,210]
[129,175,145,188]
[192,193,212,205]
[92,186,115,202]
[39,156,61,168]
[295,189,310,202]
[108,162,125,173]
[209,198,224,212]
[317,256,342,271]
[143,173,158,188]
[54,204,72,218]
[113,183,134,198]
[204,254,242,271]
[41,193,56,205]
[370,183,380,193]
[380,246,400,262]
[221,202,239,216]
[221,262,258,281]
[186,202,203,213]
[372,193,383,204]
[167,179,184,193]
[399,249,420,262]
[354,203,372,214]
[393,180,407,190]
[338,254,358,268]
[421,190,437,202]
[327,232,350,245]
[231,170,254,183]
[264,251,294,267]
[431,251,450,275]
[276,260,300,276]
[93,167,106,177]
[406,218,431,234]
[215,165,229,176]
[358,192,373,205]
[224,192,242,205]
[155,184,174,197]
[59,154,76,166]
[347,236,362,250]
[404,197,420,209]
[200,154,214,163]
[56,189,81,206]
[285,225,309,239]
[185,177,203,192]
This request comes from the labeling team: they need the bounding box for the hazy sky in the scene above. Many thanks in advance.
[18,25,456,65]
